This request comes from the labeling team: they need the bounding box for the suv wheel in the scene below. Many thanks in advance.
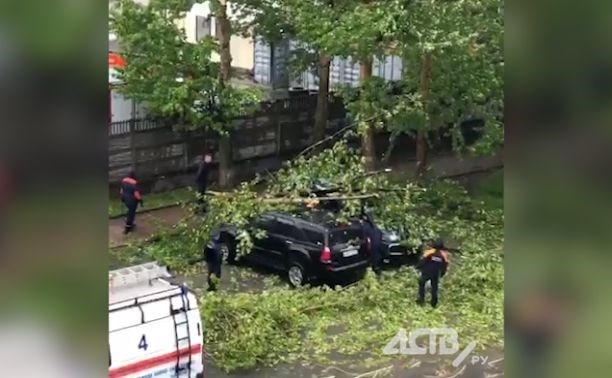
[219,241,236,264]
[287,261,306,287]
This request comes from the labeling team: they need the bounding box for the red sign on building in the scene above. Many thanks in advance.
[109,52,126,68]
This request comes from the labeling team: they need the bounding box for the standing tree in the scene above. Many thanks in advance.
[318,0,398,170]
[231,0,337,145]
[338,0,503,177]
[212,0,236,187]
[279,0,394,168]
[234,1,394,164]
[110,0,260,187]
[391,0,504,177]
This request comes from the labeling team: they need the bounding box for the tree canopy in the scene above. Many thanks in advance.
[110,0,261,132]
[339,0,504,158]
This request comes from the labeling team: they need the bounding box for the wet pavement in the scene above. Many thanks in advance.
[109,205,188,248]
[202,352,503,377]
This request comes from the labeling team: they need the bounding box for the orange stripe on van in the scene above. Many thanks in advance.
[109,344,202,378]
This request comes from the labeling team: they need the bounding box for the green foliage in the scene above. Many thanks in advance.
[338,78,427,138]
[202,206,503,372]
[337,0,504,154]
[110,0,261,132]
[231,0,293,44]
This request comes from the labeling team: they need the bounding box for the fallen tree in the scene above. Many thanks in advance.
[113,141,503,373]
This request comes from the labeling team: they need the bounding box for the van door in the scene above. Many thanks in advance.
[109,291,204,378]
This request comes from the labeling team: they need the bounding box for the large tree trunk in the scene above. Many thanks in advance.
[416,51,433,178]
[360,58,376,171]
[313,53,331,145]
[217,0,233,188]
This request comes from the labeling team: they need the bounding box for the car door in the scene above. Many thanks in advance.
[262,217,300,270]
[250,213,277,265]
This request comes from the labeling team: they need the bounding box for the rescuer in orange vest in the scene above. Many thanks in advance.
[416,239,449,308]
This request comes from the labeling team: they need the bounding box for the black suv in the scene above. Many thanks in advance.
[213,211,370,287]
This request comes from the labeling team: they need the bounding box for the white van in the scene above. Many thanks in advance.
[109,262,204,378]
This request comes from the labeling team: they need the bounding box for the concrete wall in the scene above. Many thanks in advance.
[108,94,347,190]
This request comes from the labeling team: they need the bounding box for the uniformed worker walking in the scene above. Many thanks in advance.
[204,232,223,291]
[416,239,449,307]
[120,171,143,234]
[360,210,383,275]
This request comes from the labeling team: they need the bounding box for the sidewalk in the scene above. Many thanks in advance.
[109,206,188,249]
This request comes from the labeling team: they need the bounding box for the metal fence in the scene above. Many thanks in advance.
[109,118,167,136]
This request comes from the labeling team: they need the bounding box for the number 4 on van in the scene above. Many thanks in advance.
[138,334,148,351]
[109,262,205,378]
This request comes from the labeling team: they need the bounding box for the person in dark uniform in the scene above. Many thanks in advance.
[120,171,143,234]
[196,152,213,210]
[416,239,449,307]
[204,232,223,291]
[360,210,383,275]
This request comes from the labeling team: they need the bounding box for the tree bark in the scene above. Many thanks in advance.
[217,0,233,188]
[360,59,376,171]
[416,51,433,178]
[217,0,232,84]
[313,53,331,145]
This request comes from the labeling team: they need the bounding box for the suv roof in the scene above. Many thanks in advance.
[267,210,357,231]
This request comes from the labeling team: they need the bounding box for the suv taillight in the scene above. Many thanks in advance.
[367,237,372,253]
[320,246,331,263]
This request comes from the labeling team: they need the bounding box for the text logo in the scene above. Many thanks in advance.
[383,328,478,367]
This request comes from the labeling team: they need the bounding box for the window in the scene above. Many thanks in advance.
[304,228,324,245]
[272,218,305,241]
[195,15,212,41]
[255,214,275,230]
[287,224,307,241]
[329,227,363,246]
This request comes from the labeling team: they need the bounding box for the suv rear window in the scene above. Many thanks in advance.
[303,229,324,245]
[329,227,363,245]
